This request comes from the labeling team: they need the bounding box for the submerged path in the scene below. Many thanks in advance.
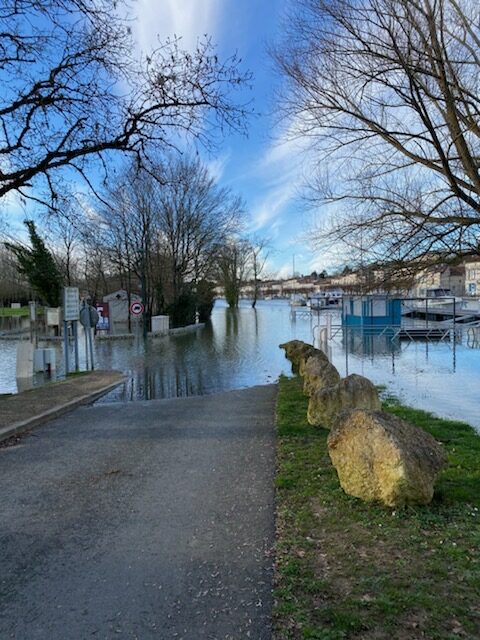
[0,385,277,639]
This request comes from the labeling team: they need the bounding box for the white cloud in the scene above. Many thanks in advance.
[258,120,308,171]
[306,248,347,274]
[133,0,223,53]
[267,260,294,280]
[249,181,296,232]
[0,190,29,238]
[206,151,231,182]
[277,263,293,279]
[246,115,316,235]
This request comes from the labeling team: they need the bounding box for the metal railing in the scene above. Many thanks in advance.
[311,322,458,344]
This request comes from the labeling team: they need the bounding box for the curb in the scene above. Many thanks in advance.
[0,378,125,444]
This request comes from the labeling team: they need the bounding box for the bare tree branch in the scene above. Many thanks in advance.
[0,1,251,206]
[274,0,480,268]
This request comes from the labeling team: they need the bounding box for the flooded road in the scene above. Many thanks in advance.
[1,299,479,429]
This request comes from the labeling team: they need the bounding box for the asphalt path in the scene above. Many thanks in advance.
[0,385,277,640]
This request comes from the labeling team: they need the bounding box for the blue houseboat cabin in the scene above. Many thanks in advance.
[342,295,402,328]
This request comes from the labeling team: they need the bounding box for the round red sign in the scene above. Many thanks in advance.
[130,301,145,316]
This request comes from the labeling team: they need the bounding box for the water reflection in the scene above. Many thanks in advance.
[97,301,307,402]
[343,331,402,359]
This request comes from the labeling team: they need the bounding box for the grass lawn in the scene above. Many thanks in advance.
[0,307,29,317]
[274,375,480,640]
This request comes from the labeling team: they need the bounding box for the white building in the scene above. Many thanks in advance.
[411,265,465,297]
[103,289,142,334]
[464,261,480,296]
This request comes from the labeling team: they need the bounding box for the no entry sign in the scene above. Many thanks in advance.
[130,301,145,316]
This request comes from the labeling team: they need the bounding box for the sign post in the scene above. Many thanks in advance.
[130,301,145,337]
[73,320,79,371]
[80,301,99,370]
[28,301,37,347]
[63,287,80,375]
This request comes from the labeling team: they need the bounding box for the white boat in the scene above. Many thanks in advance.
[307,290,343,308]
[407,289,463,311]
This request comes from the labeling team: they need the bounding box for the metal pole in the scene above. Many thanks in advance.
[29,301,38,347]
[140,259,148,339]
[88,323,95,370]
[34,302,38,348]
[29,301,34,345]
[345,328,349,376]
[73,320,79,371]
[85,322,89,370]
[452,329,457,372]
[64,320,69,375]
[426,297,429,328]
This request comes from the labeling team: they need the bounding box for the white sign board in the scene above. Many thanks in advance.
[46,307,60,326]
[63,287,80,321]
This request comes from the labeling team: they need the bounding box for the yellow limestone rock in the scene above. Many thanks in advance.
[299,348,329,377]
[279,340,324,374]
[307,374,380,427]
[328,409,448,506]
[303,355,340,397]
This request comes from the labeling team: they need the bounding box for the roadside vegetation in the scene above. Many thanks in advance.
[274,375,480,639]
[0,307,29,317]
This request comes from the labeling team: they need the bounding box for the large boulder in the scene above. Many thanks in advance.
[279,340,324,374]
[303,355,340,397]
[299,348,329,377]
[327,409,448,506]
[307,374,380,427]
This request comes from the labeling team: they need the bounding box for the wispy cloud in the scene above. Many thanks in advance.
[246,121,311,236]
[249,181,296,232]
[133,0,223,53]
[306,248,346,274]
[258,118,308,171]
[206,151,231,182]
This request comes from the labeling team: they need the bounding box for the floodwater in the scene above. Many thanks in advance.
[1,299,480,430]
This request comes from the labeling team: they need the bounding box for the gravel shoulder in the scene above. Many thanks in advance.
[0,384,277,639]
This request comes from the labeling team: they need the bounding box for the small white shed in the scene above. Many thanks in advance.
[102,290,142,334]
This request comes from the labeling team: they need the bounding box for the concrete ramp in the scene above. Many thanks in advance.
[0,385,277,639]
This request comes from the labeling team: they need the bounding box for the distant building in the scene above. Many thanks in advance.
[329,272,360,290]
[411,265,465,297]
[465,260,480,296]
[103,289,141,334]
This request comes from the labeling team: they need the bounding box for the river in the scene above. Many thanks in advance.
[1,299,479,430]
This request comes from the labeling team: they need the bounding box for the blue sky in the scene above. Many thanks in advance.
[132,0,333,278]
[4,0,340,277]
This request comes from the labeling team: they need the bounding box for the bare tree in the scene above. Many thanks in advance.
[97,168,161,333]
[217,237,251,308]
[275,0,480,269]
[95,156,243,328]
[156,156,243,302]
[80,240,109,304]
[0,1,250,207]
[246,235,269,308]
[43,201,82,285]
